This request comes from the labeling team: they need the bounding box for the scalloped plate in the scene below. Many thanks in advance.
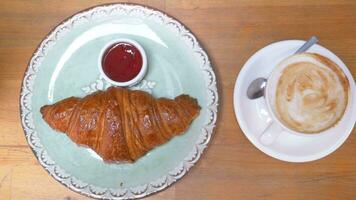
[20,4,218,199]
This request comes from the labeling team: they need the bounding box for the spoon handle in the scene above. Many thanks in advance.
[295,36,318,54]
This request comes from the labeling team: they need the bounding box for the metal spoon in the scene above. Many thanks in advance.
[246,36,318,99]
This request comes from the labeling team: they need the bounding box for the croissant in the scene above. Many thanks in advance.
[40,86,200,163]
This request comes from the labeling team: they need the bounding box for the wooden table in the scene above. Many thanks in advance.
[1,0,355,199]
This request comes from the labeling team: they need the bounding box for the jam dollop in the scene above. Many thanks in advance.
[102,42,143,82]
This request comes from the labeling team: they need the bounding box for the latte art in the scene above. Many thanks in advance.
[274,53,349,133]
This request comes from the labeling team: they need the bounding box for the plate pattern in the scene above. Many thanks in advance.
[81,76,156,95]
[20,4,218,199]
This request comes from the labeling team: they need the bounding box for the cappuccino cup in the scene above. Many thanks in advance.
[260,53,350,145]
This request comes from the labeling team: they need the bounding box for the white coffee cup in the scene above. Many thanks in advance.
[260,53,351,145]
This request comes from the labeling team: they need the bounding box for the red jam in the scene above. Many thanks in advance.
[102,42,143,82]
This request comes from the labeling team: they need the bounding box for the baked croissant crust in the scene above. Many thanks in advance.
[40,86,200,162]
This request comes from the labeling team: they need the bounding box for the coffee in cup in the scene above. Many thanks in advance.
[266,53,350,133]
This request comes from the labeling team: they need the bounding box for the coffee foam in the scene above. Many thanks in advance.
[269,53,349,133]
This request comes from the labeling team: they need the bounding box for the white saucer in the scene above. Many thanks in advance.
[233,40,356,162]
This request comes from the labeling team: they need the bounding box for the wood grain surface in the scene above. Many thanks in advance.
[1,0,355,199]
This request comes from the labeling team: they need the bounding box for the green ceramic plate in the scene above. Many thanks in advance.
[20,4,218,199]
